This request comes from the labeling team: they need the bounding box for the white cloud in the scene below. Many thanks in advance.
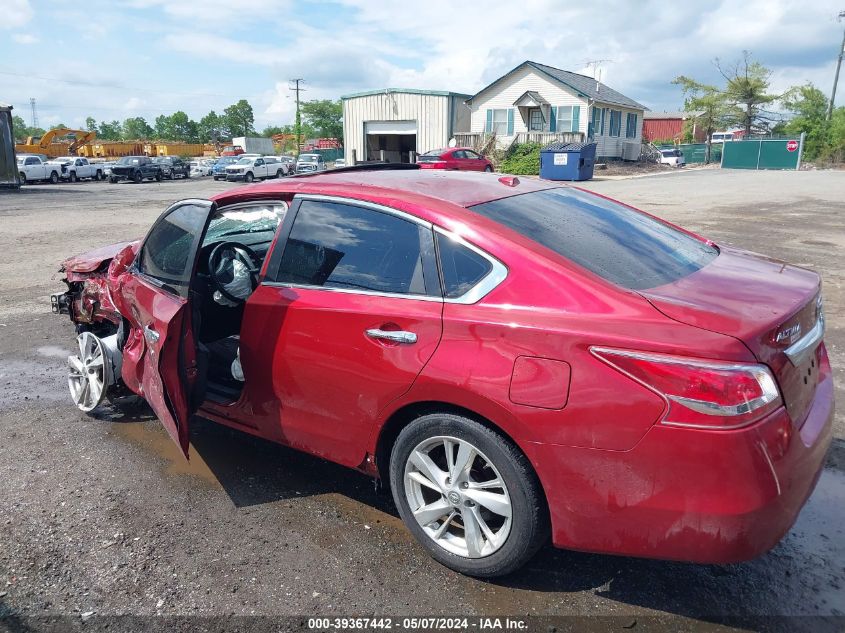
[2,0,33,30]
[12,33,38,44]
[123,97,144,111]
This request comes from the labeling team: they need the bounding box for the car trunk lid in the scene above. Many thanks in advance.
[640,246,823,425]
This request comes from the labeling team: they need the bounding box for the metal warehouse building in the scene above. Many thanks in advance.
[342,89,471,164]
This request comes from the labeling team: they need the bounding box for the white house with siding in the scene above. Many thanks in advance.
[341,89,471,164]
[464,61,647,159]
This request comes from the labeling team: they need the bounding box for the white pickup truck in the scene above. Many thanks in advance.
[48,157,105,182]
[225,155,285,182]
[17,155,61,184]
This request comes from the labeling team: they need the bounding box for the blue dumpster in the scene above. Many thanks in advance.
[540,142,597,181]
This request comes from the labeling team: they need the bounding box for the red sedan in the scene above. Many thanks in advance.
[53,166,832,578]
[417,147,494,171]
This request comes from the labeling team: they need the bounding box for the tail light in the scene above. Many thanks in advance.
[419,161,447,169]
[591,347,782,430]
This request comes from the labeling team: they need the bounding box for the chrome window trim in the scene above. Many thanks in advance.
[293,194,433,228]
[434,227,508,305]
[261,281,443,303]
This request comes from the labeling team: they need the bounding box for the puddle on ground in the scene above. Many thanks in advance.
[110,421,220,487]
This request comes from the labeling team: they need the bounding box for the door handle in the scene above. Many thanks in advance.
[144,325,160,344]
[365,329,417,344]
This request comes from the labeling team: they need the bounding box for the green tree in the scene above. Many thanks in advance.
[169,111,198,142]
[717,51,782,136]
[222,99,255,137]
[782,84,829,160]
[300,99,342,139]
[824,106,845,162]
[122,116,154,140]
[199,111,225,143]
[98,120,122,140]
[85,117,98,133]
[672,76,730,163]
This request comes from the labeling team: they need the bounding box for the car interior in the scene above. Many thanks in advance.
[193,199,289,403]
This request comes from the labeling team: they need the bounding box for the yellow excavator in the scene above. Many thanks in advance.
[15,128,97,158]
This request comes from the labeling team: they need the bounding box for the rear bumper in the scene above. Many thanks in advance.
[527,343,834,563]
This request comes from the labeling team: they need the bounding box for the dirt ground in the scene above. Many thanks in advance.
[0,170,844,631]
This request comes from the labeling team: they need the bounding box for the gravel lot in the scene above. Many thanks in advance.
[0,170,843,631]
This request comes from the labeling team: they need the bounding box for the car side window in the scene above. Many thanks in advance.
[255,159,264,166]
[464,150,481,160]
[277,200,432,296]
[26,157,37,165]
[452,150,466,159]
[137,202,210,297]
[436,233,493,298]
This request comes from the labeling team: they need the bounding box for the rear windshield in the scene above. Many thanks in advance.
[469,188,717,290]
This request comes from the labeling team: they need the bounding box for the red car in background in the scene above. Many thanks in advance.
[53,166,832,578]
[417,147,494,171]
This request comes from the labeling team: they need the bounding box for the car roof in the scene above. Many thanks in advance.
[213,169,559,212]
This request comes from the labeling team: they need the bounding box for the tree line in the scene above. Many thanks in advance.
[12,98,343,148]
[673,51,845,163]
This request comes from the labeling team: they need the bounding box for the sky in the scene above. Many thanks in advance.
[1,0,844,131]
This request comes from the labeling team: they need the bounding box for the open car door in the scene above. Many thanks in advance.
[120,199,215,458]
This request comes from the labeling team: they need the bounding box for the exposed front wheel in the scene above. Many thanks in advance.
[19,172,26,185]
[109,176,118,184]
[389,413,548,577]
[69,171,78,183]
[133,171,142,184]
[50,171,60,184]
[484,165,493,173]
[244,171,254,183]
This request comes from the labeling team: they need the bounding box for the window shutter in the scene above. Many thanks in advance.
[599,108,605,135]
[571,105,580,133]
[486,109,493,133]
[549,106,557,132]
[507,108,514,135]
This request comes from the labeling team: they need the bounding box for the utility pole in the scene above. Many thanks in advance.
[828,11,845,121]
[289,79,305,156]
[29,97,39,129]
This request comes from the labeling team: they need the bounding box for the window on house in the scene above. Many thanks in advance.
[556,106,573,132]
[626,113,638,138]
[609,110,622,137]
[592,107,603,137]
[491,109,510,135]
[529,109,543,131]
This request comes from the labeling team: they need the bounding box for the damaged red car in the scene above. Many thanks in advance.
[52,166,833,577]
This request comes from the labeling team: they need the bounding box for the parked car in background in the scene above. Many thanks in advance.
[190,160,212,177]
[109,156,162,183]
[212,156,239,180]
[417,147,494,172]
[52,168,832,578]
[277,155,295,175]
[17,155,61,184]
[333,158,346,169]
[48,157,105,182]
[295,153,327,173]
[710,132,737,143]
[225,155,285,182]
[100,162,116,179]
[153,156,191,180]
[658,148,685,167]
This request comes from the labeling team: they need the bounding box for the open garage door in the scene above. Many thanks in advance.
[365,121,417,163]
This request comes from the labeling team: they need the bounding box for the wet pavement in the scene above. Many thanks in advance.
[1,172,844,631]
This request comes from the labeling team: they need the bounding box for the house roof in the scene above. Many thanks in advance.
[643,111,703,120]
[513,90,549,107]
[467,61,647,111]
[341,88,472,100]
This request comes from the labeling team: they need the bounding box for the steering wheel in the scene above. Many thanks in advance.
[208,241,261,304]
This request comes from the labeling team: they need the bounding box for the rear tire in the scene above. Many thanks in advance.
[484,165,493,173]
[389,413,548,578]
[50,171,59,184]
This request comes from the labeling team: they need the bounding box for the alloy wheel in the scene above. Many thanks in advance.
[67,332,108,412]
[403,435,512,558]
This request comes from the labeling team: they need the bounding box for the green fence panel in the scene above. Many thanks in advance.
[722,139,800,170]
[657,143,721,164]
[759,140,800,169]
[722,141,762,169]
